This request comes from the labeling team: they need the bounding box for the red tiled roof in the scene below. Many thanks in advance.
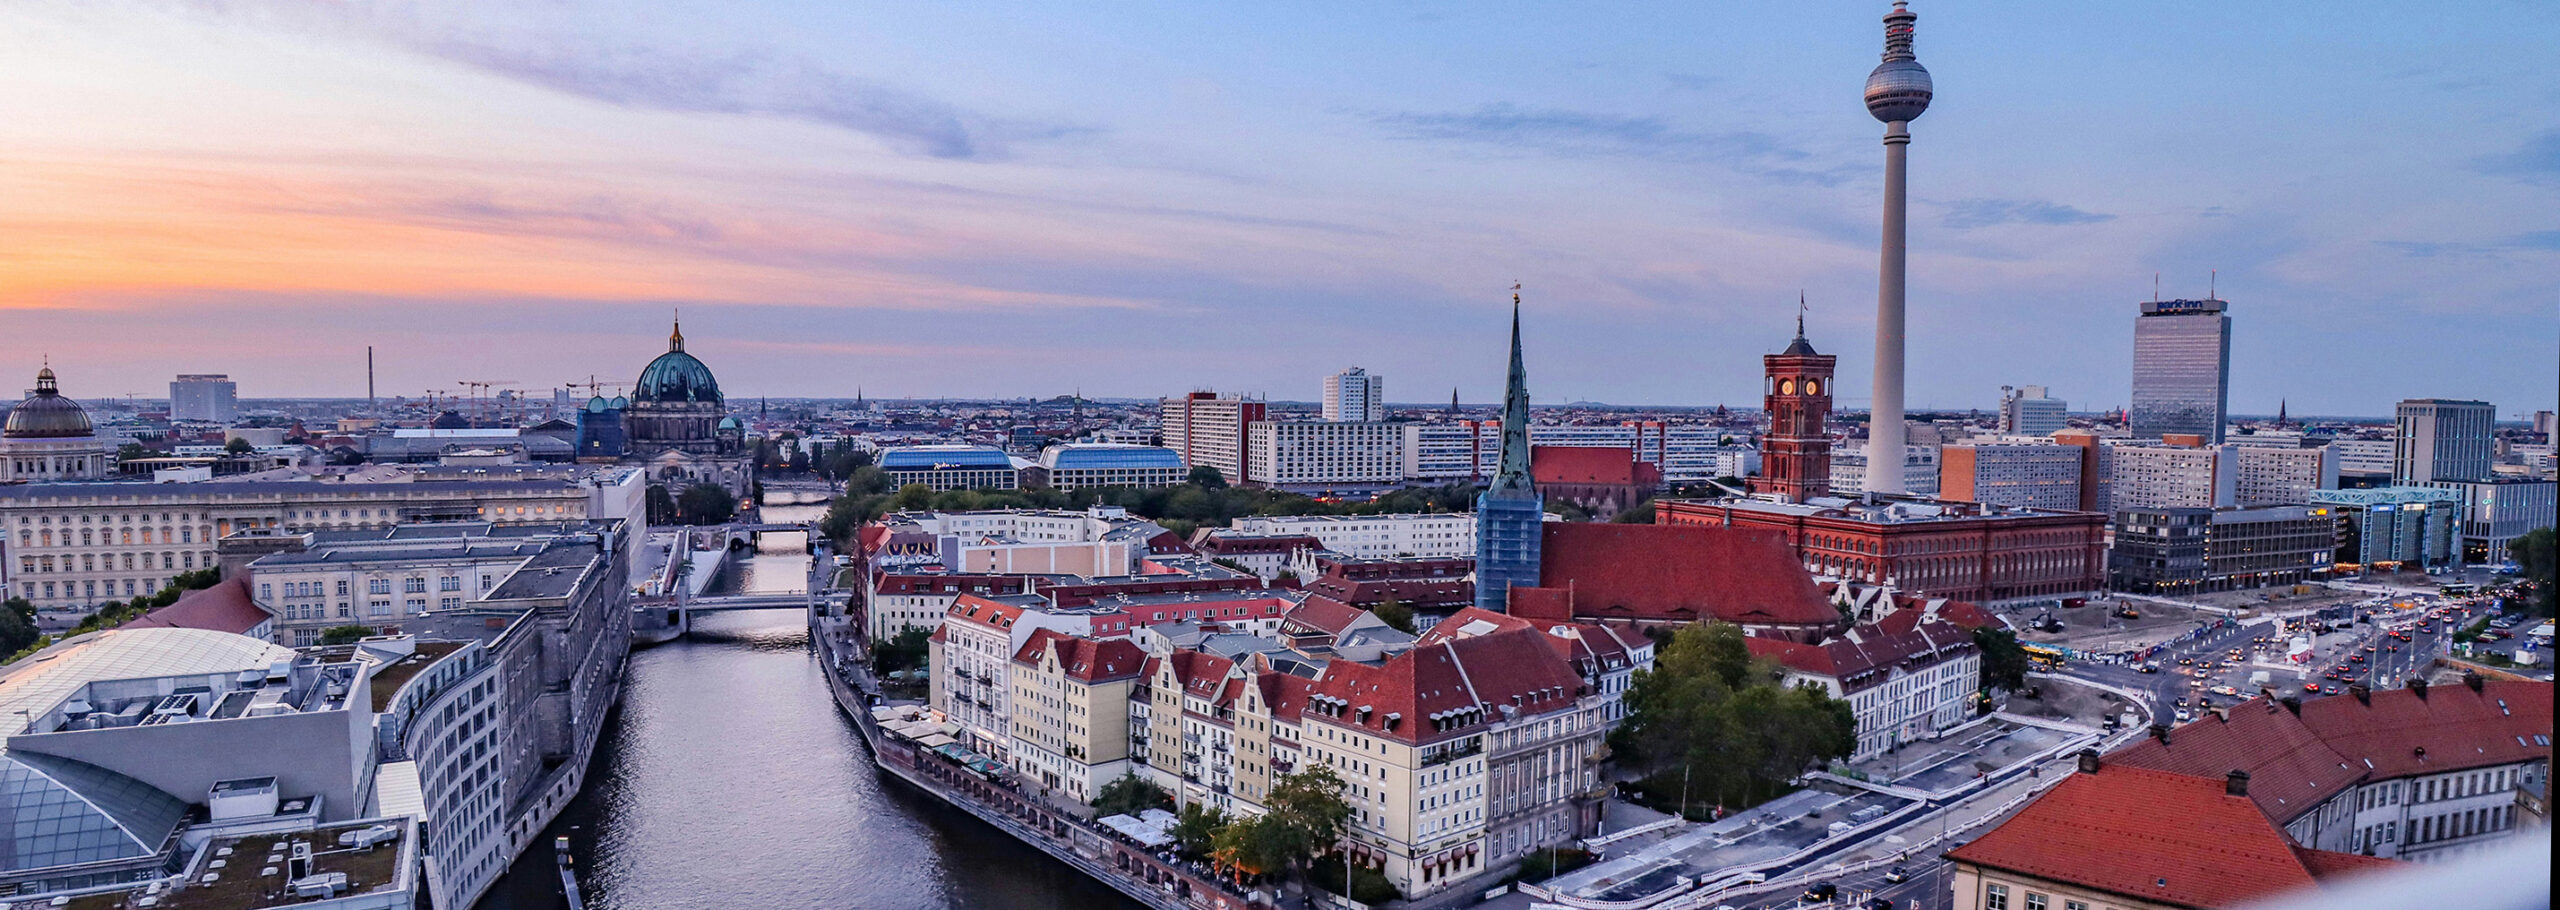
[1281,596,1368,638]
[1532,446,1644,486]
[2107,681,2552,824]
[1012,628,1147,682]
[1421,607,1648,680]
[1947,764,2396,909]
[1304,627,1583,746]
[129,578,272,636]
[1526,523,1836,628]
[1198,534,1324,557]
[1743,619,1975,694]
[945,593,1029,632]
[1304,573,1472,609]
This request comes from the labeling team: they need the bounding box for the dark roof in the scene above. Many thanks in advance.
[1197,534,1324,557]
[1520,522,1836,628]
[127,578,272,636]
[3,368,93,439]
[1947,764,2396,909]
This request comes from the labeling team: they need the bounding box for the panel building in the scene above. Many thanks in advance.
[169,373,239,424]
[1997,385,2067,436]
[2233,442,2340,507]
[1322,367,1386,422]
[1160,392,1266,485]
[2129,297,2231,443]
[1939,442,2084,511]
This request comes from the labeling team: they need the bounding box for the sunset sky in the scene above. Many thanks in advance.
[2,1,2552,416]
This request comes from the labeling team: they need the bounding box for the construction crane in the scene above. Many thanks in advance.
[457,380,517,426]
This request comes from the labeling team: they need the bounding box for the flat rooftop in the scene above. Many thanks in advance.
[366,641,469,713]
[138,819,411,910]
[1669,494,2093,525]
[484,540,607,600]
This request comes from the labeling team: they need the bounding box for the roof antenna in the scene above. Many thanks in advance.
[2209,269,2217,300]
[2152,273,2159,302]
[1797,291,1808,338]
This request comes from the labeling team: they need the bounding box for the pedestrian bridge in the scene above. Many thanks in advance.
[686,592,820,613]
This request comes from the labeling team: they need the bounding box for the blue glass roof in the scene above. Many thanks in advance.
[880,447,1012,470]
[1043,446,1183,471]
[0,752,187,874]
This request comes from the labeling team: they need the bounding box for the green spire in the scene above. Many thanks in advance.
[1490,286,1535,495]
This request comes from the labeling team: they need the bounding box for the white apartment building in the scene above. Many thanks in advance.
[1006,629,1146,801]
[1940,443,2084,511]
[1746,617,1980,761]
[1399,422,1739,485]
[0,468,644,611]
[868,505,1166,578]
[1830,446,1941,497]
[2233,444,2339,507]
[168,373,239,423]
[1997,385,2067,436]
[1228,513,1476,559]
[927,594,1099,759]
[2105,442,2237,511]
[248,527,581,646]
[1324,368,1387,422]
[2331,438,2395,477]
[1248,420,1404,486]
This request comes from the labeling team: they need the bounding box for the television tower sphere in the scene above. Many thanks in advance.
[1864,2,1932,123]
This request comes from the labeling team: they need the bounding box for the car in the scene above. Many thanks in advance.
[2322,685,2339,695]
[2304,682,2323,693]
[2174,708,2193,723]
[2363,644,2378,652]
[2209,685,2241,697]
[2387,644,2400,652]
[2135,662,2161,674]
[1804,882,1839,903]
[1884,867,1910,884]
[1866,899,1895,910]
[2350,654,2367,663]
[2178,657,2194,666]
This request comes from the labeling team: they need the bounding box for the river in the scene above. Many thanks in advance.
[481,542,1144,910]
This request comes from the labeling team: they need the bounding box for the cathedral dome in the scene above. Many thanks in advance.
[633,319,722,405]
[4,368,95,439]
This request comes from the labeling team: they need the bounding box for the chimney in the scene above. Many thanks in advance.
[2464,671,2484,693]
[2349,683,2371,705]
[2226,769,2251,797]
[2148,723,2170,745]
[2407,678,2428,700]
[2076,749,2102,775]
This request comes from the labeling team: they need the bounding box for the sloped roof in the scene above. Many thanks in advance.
[1303,628,1583,746]
[2107,681,2552,824]
[127,578,273,636]
[1012,628,1147,682]
[1280,596,1369,638]
[1525,522,1836,627]
[1744,618,1976,694]
[1532,445,1645,486]
[1947,764,2394,909]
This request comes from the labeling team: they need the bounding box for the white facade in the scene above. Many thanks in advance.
[1323,368,1386,422]
[251,541,551,646]
[1998,385,2067,435]
[1228,513,1476,559]
[1831,446,1940,497]
[2106,442,2237,511]
[2234,444,2339,507]
[1399,422,1741,485]
[1247,420,1404,486]
[2395,399,2495,484]
[2332,438,2395,477]
[1942,443,2083,511]
[169,374,239,423]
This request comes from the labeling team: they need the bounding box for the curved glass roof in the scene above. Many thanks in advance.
[1041,445,1184,471]
[880,446,1012,470]
[0,752,188,873]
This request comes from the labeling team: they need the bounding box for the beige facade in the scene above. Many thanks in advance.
[1951,862,2171,910]
[1006,631,1142,801]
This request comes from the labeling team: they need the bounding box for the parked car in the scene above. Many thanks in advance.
[1884,866,1909,884]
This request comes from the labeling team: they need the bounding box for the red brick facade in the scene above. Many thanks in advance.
[1657,497,2104,604]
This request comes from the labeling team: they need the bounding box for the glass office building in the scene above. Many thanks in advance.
[2129,298,2231,443]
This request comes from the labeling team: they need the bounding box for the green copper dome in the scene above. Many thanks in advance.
[633,319,722,405]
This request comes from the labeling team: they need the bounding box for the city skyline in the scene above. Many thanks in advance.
[1,2,2552,412]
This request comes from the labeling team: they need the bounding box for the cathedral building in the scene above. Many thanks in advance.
[2,366,110,483]
[595,319,753,498]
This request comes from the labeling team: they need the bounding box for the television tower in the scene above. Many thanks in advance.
[1863,0,1931,494]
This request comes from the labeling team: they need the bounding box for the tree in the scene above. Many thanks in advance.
[1259,765,1352,868]
[0,598,38,657]
[1170,803,1228,857]
[1371,599,1416,634]
[645,484,677,524]
[2510,527,2556,617]
[115,442,152,462]
[1187,465,1228,489]
[893,483,938,513]
[319,625,377,645]
[677,483,738,525]
[871,627,932,675]
[1092,774,1172,817]
[1973,626,2031,691]
[1610,622,1855,815]
[224,437,254,455]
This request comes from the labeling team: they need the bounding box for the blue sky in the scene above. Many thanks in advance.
[0,1,2551,418]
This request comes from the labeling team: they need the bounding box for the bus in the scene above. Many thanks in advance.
[2442,582,2477,596]
[2021,643,2067,671]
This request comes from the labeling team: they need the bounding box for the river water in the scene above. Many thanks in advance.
[482,542,1143,910]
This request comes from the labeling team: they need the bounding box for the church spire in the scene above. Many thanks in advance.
[1489,285,1535,495]
[669,309,685,352]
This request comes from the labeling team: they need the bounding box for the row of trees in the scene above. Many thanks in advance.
[1094,767,1359,899]
[645,483,740,526]
[1609,623,1859,817]
[2510,528,2555,617]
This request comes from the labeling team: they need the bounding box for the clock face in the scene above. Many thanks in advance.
[1806,379,1821,396]
[1778,378,1796,395]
